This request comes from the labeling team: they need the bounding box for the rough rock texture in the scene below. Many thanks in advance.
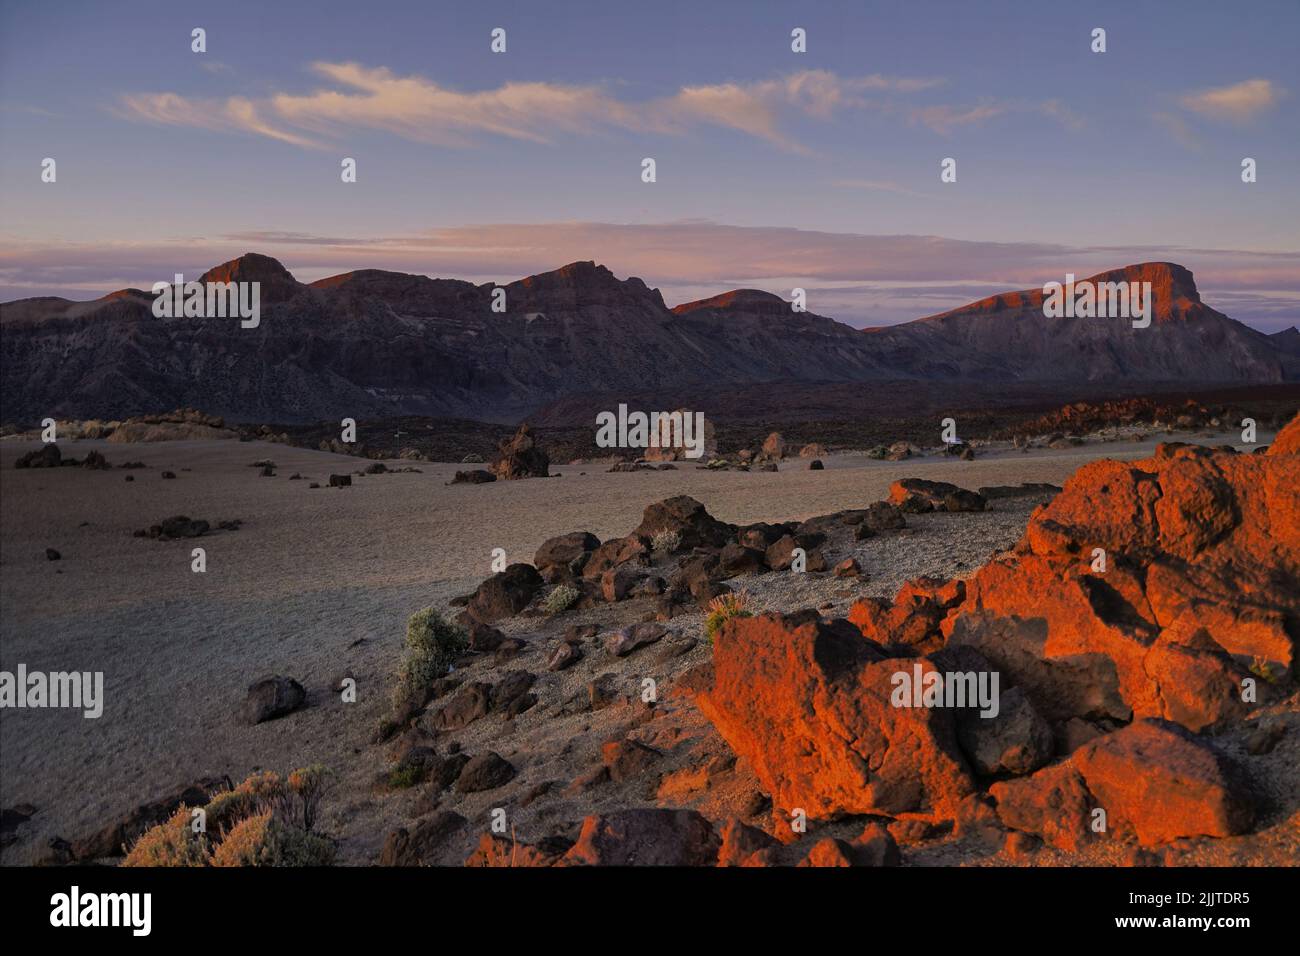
[694,611,975,822]
[631,495,734,550]
[241,675,306,725]
[957,686,1054,776]
[379,811,467,866]
[2,258,1286,424]
[989,761,1095,852]
[945,437,1299,732]
[559,809,720,866]
[534,531,599,580]
[1072,719,1254,845]
[990,719,1254,849]
[465,563,543,623]
[491,424,549,479]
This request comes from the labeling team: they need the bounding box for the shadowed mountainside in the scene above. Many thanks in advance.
[1,255,1291,424]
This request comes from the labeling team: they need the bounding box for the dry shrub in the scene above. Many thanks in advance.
[122,807,210,867]
[211,811,336,867]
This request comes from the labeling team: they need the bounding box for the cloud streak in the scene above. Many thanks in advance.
[113,62,1077,153]
[1180,78,1285,122]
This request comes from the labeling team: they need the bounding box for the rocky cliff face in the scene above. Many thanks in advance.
[1,255,1289,424]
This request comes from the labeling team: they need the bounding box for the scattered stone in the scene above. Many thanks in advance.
[451,469,496,484]
[466,563,543,623]
[601,739,661,782]
[716,817,779,866]
[1073,718,1254,846]
[15,445,62,469]
[455,752,516,793]
[606,622,668,657]
[70,777,227,860]
[695,612,975,822]
[491,423,549,479]
[632,496,733,550]
[833,558,861,578]
[379,811,467,866]
[559,809,720,866]
[137,515,209,540]
[241,675,306,724]
[546,641,582,671]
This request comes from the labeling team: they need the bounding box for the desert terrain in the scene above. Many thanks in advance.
[1,422,1295,867]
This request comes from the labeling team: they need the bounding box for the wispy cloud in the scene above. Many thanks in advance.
[909,98,1083,134]
[113,62,1070,153]
[115,92,324,148]
[1153,111,1201,150]
[1179,78,1285,122]
[832,179,930,198]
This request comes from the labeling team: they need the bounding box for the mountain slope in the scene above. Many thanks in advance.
[0,255,1289,424]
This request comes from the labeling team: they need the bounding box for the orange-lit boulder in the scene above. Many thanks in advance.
[1073,719,1254,846]
[695,611,975,822]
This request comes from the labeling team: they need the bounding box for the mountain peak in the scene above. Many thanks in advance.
[199,253,302,302]
[672,289,790,316]
[509,261,665,310]
[921,261,1207,326]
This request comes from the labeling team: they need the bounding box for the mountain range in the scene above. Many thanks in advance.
[1,254,1295,424]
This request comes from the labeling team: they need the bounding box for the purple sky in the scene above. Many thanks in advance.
[1,0,1297,330]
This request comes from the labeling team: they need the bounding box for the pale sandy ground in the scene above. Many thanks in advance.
[0,429,1279,864]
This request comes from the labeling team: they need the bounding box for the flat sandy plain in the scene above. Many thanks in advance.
[0,430,1275,863]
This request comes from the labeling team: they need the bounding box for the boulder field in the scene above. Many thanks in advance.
[693,414,1299,853]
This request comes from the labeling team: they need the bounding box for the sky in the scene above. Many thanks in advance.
[1,0,1297,330]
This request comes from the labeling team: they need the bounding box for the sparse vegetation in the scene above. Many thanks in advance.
[210,810,336,867]
[394,607,467,709]
[123,767,336,867]
[542,584,580,615]
[121,807,211,867]
[704,591,752,643]
[1250,657,1284,684]
[282,764,334,832]
[651,529,682,555]
[387,764,426,789]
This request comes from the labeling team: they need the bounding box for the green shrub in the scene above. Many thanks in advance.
[704,591,752,643]
[542,584,580,615]
[387,764,425,790]
[395,608,467,709]
[210,811,336,867]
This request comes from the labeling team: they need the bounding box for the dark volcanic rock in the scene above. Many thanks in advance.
[14,444,62,468]
[466,563,543,623]
[379,810,467,866]
[451,469,495,484]
[455,752,517,793]
[492,424,549,479]
[632,496,733,550]
[241,675,306,724]
[560,809,720,866]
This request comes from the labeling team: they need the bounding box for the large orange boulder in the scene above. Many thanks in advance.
[990,719,1253,848]
[694,611,975,823]
[1074,719,1254,846]
[1267,412,1300,456]
[941,428,1300,732]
